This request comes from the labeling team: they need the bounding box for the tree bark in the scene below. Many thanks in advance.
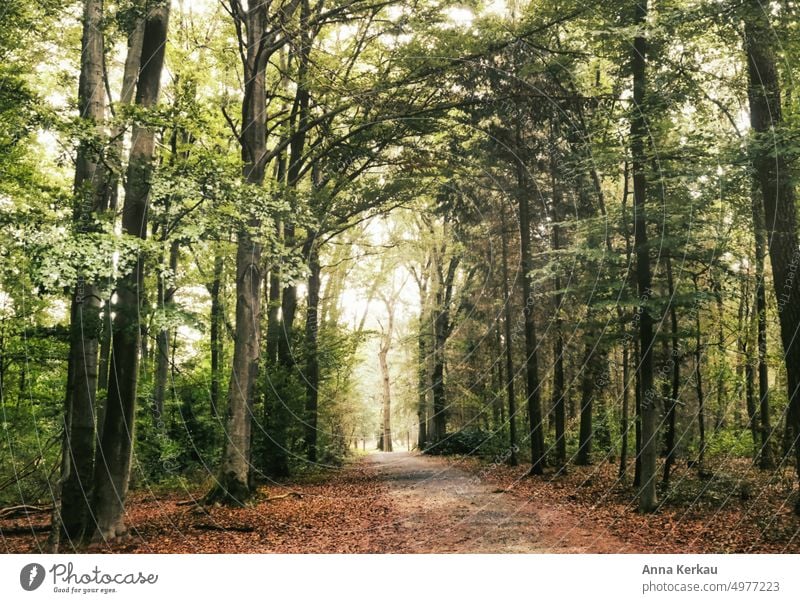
[619,338,630,479]
[499,203,519,465]
[210,249,224,417]
[304,238,321,462]
[58,0,107,545]
[576,343,597,466]
[693,280,707,474]
[431,255,459,442]
[751,183,773,469]
[516,133,545,475]
[745,5,800,502]
[662,257,680,485]
[631,0,657,512]
[92,3,170,539]
[379,294,397,452]
[206,1,267,503]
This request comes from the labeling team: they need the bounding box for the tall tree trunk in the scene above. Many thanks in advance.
[619,161,633,481]
[417,308,429,449]
[745,2,800,503]
[633,338,642,487]
[431,313,447,442]
[97,18,145,399]
[631,0,657,512]
[751,183,773,469]
[431,256,460,443]
[206,2,266,503]
[210,248,224,417]
[304,238,321,462]
[576,343,596,466]
[738,271,759,451]
[549,211,565,471]
[92,4,170,539]
[663,257,680,485]
[59,0,107,544]
[713,279,727,430]
[619,338,630,479]
[516,133,545,475]
[379,295,397,452]
[273,1,312,460]
[499,203,518,466]
[693,281,707,474]
[262,161,289,474]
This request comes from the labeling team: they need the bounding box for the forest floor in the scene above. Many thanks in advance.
[2,451,799,553]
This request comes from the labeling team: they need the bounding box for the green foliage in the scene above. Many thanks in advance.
[425,428,510,458]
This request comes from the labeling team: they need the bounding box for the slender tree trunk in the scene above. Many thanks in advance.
[663,257,680,485]
[431,319,447,442]
[210,249,224,417]
[633,338,642,487]
[304,238,321,462]
[516,133,545,475]
[619,161,632,481]
[431,256,459,443]
[550,231,565,471]
[693,285,707,473]
[417,309,428,449]
[631,0,657,512]
[735,273,749,432]
[752,184,773,469]
[500,204,518,466]
[58,0,107,545]
[98,313,111,393]
[576,343,596,466]
[739,271,759,450]
[619,339,630,479]
[92,4,170,539]
[206,2,266,503]
[97,18,144,402]
[379,296,397,452]
[745,3,800,501]
[713,280,727,430]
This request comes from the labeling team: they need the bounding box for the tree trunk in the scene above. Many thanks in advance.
[693,284,707,474]
[745,3,800,504]
[210,248,224,417]
[431,256,459,443]
[746,16,800,484]
[662,256,680,485]
[206,2,266,503]
[417,309,428,449]
[751,183,773,469]
[549,222,565,471]
[304,238,321,462]
[92,4,170,539]
[576,343,596,466]
[431,317,447,442]
[619,339,630,479]
[631,0,657,512]
[516,133,545,475]
[499,204,518,466]
[58,0,106,545]
[379,295,397,452]
[633,338,642,487]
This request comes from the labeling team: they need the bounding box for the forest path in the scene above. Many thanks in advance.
[365,451,624,553]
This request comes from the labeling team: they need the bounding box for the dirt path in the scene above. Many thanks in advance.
[366,451,625,553]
